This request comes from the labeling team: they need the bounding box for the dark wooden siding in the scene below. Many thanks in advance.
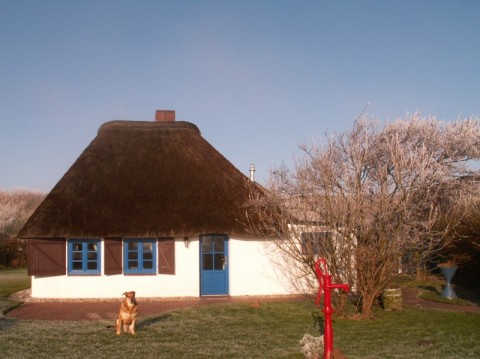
[158,237,175,274]
[28,238,66,276]
[104,238,123,275]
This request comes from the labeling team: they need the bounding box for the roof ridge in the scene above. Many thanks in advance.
[98,120,201,135]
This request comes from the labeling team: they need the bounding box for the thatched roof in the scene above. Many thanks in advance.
[19,119,263,238]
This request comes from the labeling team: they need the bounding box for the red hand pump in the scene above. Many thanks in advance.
[314,258,350,359]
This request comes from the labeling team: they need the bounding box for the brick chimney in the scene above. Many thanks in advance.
[155,110,175,122]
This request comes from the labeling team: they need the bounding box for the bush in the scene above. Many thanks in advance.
[0,189,45,267]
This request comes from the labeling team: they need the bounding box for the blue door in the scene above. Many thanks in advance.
[200,234,229,295]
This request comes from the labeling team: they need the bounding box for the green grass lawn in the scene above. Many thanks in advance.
[1,269,479,358]
[0,267,30,297]
[1,302,479,358]
[0,267,30,316]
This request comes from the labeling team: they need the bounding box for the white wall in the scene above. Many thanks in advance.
[31,237,301,299]
[32,239,200,299]
[228,237,297,296]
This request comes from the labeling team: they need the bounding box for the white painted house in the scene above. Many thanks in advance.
[20,110,297,299]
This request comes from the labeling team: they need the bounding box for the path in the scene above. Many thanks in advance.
[4,288,479,321]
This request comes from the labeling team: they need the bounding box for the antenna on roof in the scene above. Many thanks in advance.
[249,164,255,182]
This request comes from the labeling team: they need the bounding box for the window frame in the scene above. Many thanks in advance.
[201,234,228,271]
[301,231,334,257]
[67,239,101,275]
[123,238,157,275]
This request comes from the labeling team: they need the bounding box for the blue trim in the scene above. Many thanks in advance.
[200,234,229,295]
[67,239,101,275]
[123,238,157,275]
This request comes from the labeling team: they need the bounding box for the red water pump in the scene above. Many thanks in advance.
[314,258,350,359]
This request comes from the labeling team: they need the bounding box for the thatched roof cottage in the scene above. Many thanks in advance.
[20,110,294,298]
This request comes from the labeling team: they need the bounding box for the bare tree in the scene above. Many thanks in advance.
[247,114,480,318]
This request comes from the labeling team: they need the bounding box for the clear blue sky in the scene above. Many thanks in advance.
[1,0,479,191]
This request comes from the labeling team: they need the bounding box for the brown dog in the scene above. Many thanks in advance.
[116,291,138,335]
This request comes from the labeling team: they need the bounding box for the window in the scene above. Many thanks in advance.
[124,238,157,274]
[201,234,227,271]
[301,231,334,257]
[68,239,101,275]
